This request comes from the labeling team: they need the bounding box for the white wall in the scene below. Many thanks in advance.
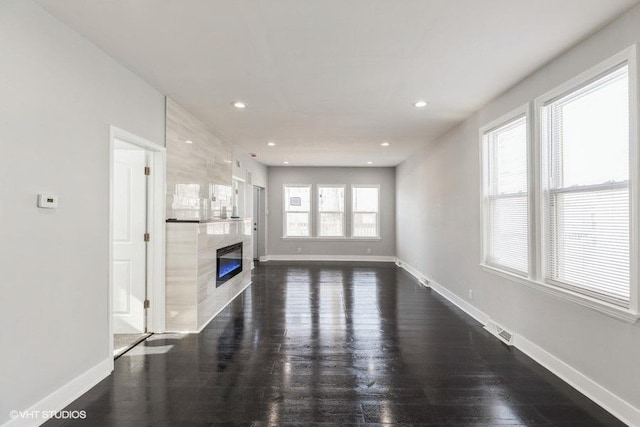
[233,149,268,189]
[268,167,395,258]
[396,4,640,423]
[0,1,165,424]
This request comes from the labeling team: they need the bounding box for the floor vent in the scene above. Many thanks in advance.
[484,320,514,346]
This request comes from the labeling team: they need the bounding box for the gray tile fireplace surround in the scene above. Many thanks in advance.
[165,218,252,332]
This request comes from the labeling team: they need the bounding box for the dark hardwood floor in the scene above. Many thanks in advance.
[48,262,623,426]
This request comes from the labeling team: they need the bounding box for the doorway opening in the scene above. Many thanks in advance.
[109,127,166,360]
[253,186,266,261]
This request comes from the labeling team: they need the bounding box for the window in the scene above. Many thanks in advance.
[318,186,345,237]
[352,186,379,238]
[284,185,311,237]
[541,63,630,307]
[480,48,639,319]
[482,113,529,276]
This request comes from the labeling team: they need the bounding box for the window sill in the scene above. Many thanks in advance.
[479,263,640,323]
[282,236,382,241]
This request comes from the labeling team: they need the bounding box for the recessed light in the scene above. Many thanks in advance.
[381,142,390,147]
[367,161,373,165]
[267,141,276,146]
[224,159,232,163]
[232,101,247,109]
[413,100,428,108]
[185,140,193,144]
[283,161,289,165]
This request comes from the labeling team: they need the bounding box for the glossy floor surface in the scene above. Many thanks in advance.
[49,262,622,426]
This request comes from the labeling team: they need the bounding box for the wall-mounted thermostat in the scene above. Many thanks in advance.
[37,193,58,209]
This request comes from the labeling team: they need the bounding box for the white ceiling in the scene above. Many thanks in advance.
[37,0,638,166]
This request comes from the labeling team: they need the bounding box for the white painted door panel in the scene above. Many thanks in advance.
[113,147,147,333]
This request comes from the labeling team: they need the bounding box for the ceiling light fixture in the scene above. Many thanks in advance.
[381,142,390,147]
[185,140,193,144]
[267,141,276,146]
[283,161,289,165]
[367,161,373,165]
[413,100,428,108]
[232,101,247,109]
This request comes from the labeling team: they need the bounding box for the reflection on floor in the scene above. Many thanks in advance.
[50,262,623,426]
[113,333,150,358]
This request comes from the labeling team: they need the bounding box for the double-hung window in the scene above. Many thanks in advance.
[541,62,631,307]
[284,185,311,237]
[352,186,379,238]
[481,47,638,318]
[318,185,345,237]
[482,112,529,276]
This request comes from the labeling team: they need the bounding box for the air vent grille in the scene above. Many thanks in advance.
[484,320,514,346]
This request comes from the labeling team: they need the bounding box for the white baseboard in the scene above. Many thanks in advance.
[514,335,640,427]
[260,254,395,262]
[395,258,489,325]
[395,257,639,427]
[196,279,252,333]
[3,358,112,427]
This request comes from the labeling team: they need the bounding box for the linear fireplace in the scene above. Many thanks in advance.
[216,242,243,287]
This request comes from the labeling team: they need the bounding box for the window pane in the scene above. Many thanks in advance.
[484,115,528,275]
[319,212,343,237]
[318,187,344,212]
[353,187,378,212]
[353,213,377,237]
[549,188,629,303]
[544,64,630,306]
[285,186,310,212]
[286,212,309,237]
[490,118,527,194]
[488,195,528,273]
[550,66,628,188]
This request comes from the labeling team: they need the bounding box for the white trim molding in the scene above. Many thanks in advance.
[395,257,640,427]
[3,358,111,427]
[395,258,489,325]
[261,255,395,262]
[514,335,640,427]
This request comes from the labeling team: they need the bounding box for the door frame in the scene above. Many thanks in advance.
[253,185,267,261]
[109,126,166,362]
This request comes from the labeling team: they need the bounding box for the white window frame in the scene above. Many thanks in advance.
[480,104,531,278]
[317,184,346,237]
[479,45,640,322]
[351,184,380,239]
[283,184,312,238]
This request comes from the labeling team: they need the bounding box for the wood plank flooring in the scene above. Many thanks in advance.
[47,262,623,426]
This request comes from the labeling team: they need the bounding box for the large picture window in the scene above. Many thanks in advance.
[318,185,345,237]
[482,113,529,275]
[284,185,311,237]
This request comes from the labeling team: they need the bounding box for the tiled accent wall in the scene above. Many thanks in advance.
[165,220,252,332]
[166,98,233,220]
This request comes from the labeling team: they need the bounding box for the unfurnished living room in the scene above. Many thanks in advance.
[2,0,640,426]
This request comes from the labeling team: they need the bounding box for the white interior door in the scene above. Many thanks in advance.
[113,141,148,333]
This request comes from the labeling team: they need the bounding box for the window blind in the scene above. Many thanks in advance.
[485,116,528,275]
[544,64,630,306]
